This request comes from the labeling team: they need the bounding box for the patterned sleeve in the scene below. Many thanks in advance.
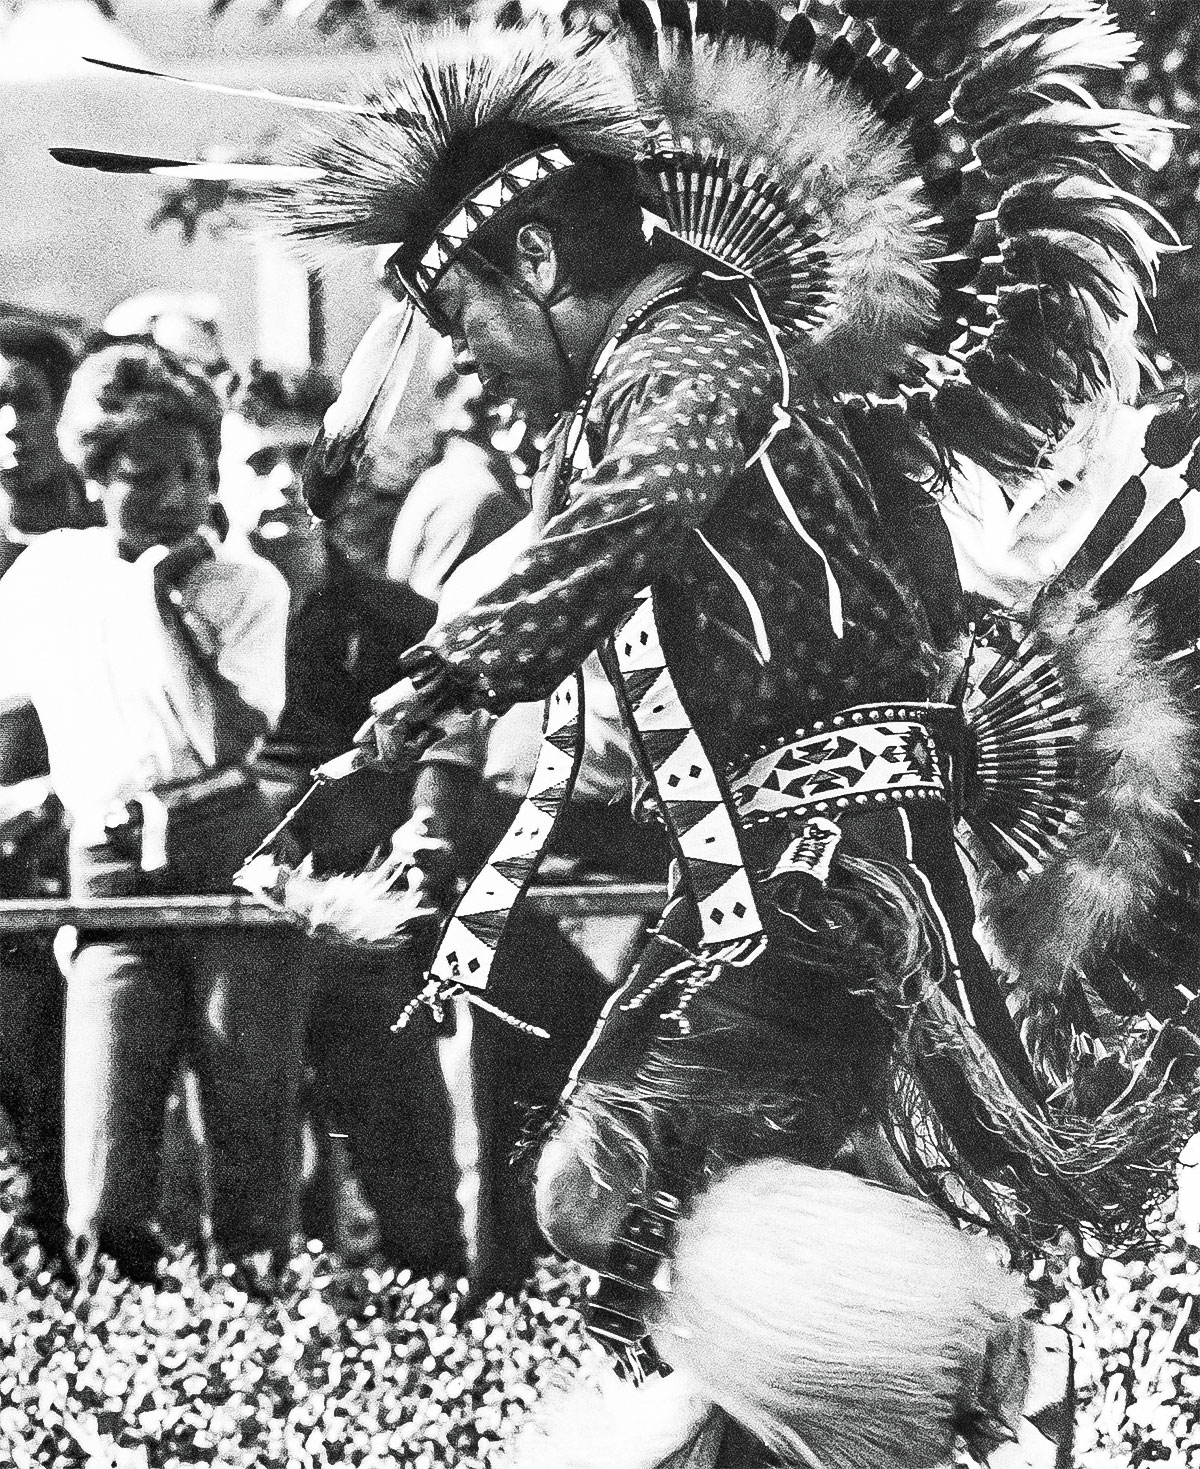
[424,370,748,712]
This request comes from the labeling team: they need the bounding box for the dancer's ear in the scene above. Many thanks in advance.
[513,222,559,301]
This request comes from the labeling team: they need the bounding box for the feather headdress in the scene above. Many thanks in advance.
[611,0,1179,485]
[53,1,1177,484]
[617,14,940,392]
[260,24,645,301]
[53,26,645,319]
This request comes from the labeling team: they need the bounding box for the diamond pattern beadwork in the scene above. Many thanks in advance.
[610,590,763,947]
[429,668,584,991]
[733,706,950,821]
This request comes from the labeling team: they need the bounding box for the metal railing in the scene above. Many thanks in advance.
[0,883,669,934]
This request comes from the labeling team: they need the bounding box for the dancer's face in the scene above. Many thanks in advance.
[430,260,567,425]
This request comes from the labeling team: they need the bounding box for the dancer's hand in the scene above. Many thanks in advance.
[352,677,443,771]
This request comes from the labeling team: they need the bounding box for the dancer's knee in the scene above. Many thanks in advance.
[534,1110,637,1272]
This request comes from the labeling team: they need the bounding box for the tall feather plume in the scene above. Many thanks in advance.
[260,23,644,251]
[950,14,1138,127]
[50,148,326,184]
[81,57,396,117]
[942,16,1174,485]
[996,177,1172,298]
[975,105,1182,179]
[52,57,393,183]
[850,0,1126,83]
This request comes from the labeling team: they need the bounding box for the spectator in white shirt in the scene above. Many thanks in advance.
[0,344,295,1285]
[0,318,98,1270]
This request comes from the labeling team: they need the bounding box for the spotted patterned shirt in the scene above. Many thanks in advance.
[424,280,937,771]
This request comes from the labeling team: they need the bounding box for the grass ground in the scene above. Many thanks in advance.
[1,1149,1197,1468]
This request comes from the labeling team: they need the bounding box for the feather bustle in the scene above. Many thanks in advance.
[976,588,1198,995]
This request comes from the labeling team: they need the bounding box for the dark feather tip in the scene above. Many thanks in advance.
[1092,498,1187,610]
[617,0,659,53]
[694,0,725,38]
[1054,474,1148,594]
[658,0,693,45]
[81,56,148,75]
[780,14,817,65]
[720,0,777,47]
[50,147,191,173]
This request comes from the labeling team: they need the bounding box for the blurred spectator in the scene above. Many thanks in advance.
[253,321,528,1277]
[419,519,665,1301]
[219,363,334,614]
[99,292,235,400]
[0,343,295,1284]
[97,294,240,547]
[0,317,97,1265]
[0,316,97,570]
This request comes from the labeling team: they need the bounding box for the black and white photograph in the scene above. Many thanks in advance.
[1,0,1199,1464]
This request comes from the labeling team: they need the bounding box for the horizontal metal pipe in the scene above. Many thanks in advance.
[0,883,671,933]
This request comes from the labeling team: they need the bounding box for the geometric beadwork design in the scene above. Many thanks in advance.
[429,668,584,992]
[609,589,764,947]
[732,703,951,823]
[389,146,575,313]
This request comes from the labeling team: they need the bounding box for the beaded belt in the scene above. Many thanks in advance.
[730,702,953,825]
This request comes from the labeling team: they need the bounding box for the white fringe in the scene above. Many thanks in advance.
[499,1364,721,1469]
[651,1160,1030,1469]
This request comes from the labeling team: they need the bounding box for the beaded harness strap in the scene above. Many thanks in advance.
[602,590,765,950]
[426,671,585,1010]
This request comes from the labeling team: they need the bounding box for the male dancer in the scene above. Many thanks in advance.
[52,6,1200,1460]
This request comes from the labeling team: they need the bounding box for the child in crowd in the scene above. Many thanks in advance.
[0,343,295,1284]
